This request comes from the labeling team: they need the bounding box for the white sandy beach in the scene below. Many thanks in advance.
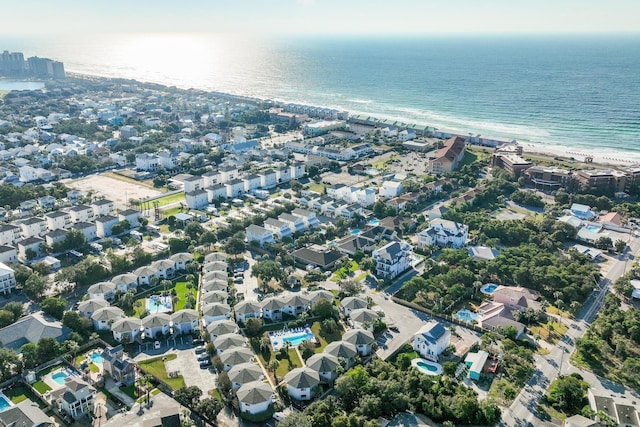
[521,142,640,167]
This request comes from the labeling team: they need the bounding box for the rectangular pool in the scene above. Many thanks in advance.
[90,352,103,364]
[0,394,12,412]
[269,328,316,351]
[52,371,69,385]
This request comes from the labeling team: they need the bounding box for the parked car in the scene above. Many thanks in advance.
[197,353,210,361]
[194,345,206,354]
[199,359,211,369]
[154,341,161,349]
[389,326,399,333]
[192,338,204,346]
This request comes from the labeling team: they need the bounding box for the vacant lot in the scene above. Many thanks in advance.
[66,174,162,210]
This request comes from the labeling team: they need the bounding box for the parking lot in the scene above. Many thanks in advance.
[134,336,218,395]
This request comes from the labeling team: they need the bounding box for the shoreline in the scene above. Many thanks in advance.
[32,73,639,169]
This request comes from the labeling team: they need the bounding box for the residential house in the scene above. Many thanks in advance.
[263,218,292,239]
[465,350,489,380]
[219,347,254,371]
[142,313,171,339]
[290,208,320,228]
[102,345,135,385]
[207,184,228,201]
[258,170,277,189]
[418,218,469,249]
[170,252,193,270]
[44,229,67,246]
[413,321,451,361]
[71,222,97,241]
[77,299,109,318]
[69,204,94,223]
[134,265,158,286]
[243,174,262,192]
[91,307,124,331]
[95,215,119,238]
[246,225,275,247]
[570,203,596,220]
[261,297,286,321]
[285,367,320,401]
[213,333,246,354]
[111,273,138,292]
[151,259,176,279]
[563,415,599,427]
[0,398,54,427]
[111,317,142,343]
[182,175,204,193]
[219,165,239,183]
[206,319,238,340]
[340,296,368,317]
[236,381,274,415]
[228,363,264,390]
[87,281,117,301]
[0,245,18,264]
[600,211,625,231]
[372,240,413,279]
[170,309,199,334]
[0,224,21,245]
[203,170,222,187]
[92,199,115,217]
[468,246,500,261]
[0,311,70,350]
[55,377,96,419]
[19,217,47,238]
[343,329,375,356]
[379,181,403,199]
[0,262,16,295]
[17,237,44,261]
[226,179,246,198]
[587,388,640,426]
[283,294,310,317]
[349,308,379,331]
[278,213,307,233]
[292,245,345,271]
[234,300,262,323]
[306,353,340,383]
[44,210,71,231]
[118,209,141,227]
[324,341,358,367]
[202,302,231,324]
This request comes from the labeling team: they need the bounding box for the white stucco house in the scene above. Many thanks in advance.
[412,320,451,361]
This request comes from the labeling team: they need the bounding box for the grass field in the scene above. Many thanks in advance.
[101,172,159,190]
[154,192,186,207]
[529,320,568,344]
[138,354,186,390]
[4,384,38,404]
[307,182,325,194]
[32,381,52,394]
[310,320,343,353]
[174,280,197,310]
[161,206,183,217]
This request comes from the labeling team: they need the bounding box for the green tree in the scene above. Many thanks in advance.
[0,310,14,327]
[36,337,60,364]
[547,375,589,415]
[3,301,23,321]
[173,385,203,408]
[199,230,217,248]
[312,299,337,319]
[244,318,263,337]
[184,222,205,241]
[196,397,224,421]
[614,239,627,253]
[20,343,38,368]
[251,260,285,290]
[595,236,613,250]
[25,248,37,261]
[24,272,46,300]
[304,269,325,284]
[40,297,67,319]
[62,311,90,334]
[224,236,246,257]
[0,348,22,382]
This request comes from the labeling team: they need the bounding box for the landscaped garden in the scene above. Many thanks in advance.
[138,354,186,390]
[4,383,39,404]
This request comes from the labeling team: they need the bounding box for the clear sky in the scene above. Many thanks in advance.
[4,0,640,36]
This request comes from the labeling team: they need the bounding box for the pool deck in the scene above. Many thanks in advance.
[411,358,443,376]
[268,327,316,351]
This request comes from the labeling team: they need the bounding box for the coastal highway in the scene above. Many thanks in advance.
[500,236,639,427]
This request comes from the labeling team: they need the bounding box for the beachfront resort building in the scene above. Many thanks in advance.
[428,136,466,175]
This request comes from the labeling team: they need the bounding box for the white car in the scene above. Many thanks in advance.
[154,341,161,349]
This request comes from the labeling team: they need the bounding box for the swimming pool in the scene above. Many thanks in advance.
[52,371,69,385]
[411,358,443,376]
[145,295,173,314]
[269,328,316,351]
[455,309,479,323]
[90,352,103,364]
[367,219,380,226]
[0,394,12,412]
[350,229,361,235]
[480,283,498,295]
[585,225,601,232]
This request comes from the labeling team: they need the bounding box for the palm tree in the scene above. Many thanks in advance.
[267,359,279,382]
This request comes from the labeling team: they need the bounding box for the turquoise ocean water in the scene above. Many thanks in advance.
[1,33,639,153]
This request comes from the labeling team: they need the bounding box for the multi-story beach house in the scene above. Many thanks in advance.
[372,240,412,280]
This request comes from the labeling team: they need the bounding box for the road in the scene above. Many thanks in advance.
[500,234,640,427]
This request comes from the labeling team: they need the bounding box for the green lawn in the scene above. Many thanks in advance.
[311,320,343,353]
[120,384,137,400]
[174,281,197,311]
[161,206,183,217]
[154,192,186,207]
[4,384,38,404]
[32,381,52,394]
[275,349,302,379]
[90,363,100,373]
[307,183,325,194]
[138,354,186,390]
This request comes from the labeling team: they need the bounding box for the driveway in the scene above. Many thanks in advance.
[165,347,218,395]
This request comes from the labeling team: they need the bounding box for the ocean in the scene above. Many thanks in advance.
[1,33,639,155]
